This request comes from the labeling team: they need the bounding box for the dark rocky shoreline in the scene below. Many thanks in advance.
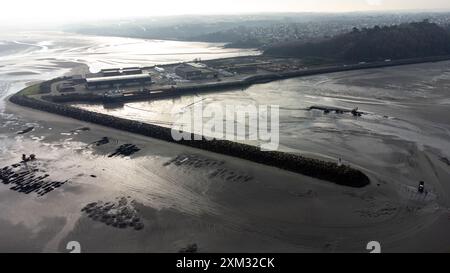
[10,93,371,188]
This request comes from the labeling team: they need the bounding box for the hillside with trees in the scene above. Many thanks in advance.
[264,21,450,61]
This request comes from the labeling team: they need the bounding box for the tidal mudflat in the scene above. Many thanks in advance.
[1,32,450,252]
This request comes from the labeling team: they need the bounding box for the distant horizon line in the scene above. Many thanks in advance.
[87,8,450,19]
[1,8,450,29]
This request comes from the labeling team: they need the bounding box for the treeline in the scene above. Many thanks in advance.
[264,21,450,61]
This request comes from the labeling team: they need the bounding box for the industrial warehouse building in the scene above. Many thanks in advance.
[86,74,152,90]
[175,64,217,80]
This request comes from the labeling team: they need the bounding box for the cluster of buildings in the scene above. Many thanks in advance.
[194,13,450,49]
[58,60,265,95]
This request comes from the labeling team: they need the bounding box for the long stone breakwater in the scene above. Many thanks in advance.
[10,93,370,188]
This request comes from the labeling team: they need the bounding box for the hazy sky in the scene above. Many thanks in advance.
[2,0,450,25]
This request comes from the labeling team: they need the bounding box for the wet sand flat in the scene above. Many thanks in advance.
[2,98,450,253]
